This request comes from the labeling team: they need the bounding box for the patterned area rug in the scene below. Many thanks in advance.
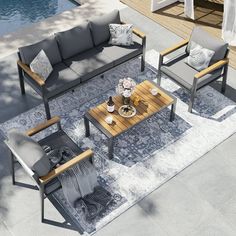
[1,50,236,235]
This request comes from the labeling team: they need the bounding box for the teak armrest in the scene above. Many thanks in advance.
[17,60,45,86]
[39,149,94,184]
[26,116,61,136]
[160,39,189,57]
[121,21,146,39]
[132,27,146,39]
[195,58,229,79]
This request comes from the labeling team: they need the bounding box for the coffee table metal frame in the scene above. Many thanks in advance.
[84,81,177,159]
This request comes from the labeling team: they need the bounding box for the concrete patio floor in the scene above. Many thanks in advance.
[0,1,236,235]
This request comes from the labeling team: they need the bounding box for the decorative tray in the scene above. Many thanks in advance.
[118,105,136,118]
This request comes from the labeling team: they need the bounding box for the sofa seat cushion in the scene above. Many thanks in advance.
[96,41,143,66]
[64,48,113,82]
[55,22,94,60]
[161,54,223,90]
[90,10,121,46]
[19,36,62,66]
[43,62,80,98]
[7,130,50,177]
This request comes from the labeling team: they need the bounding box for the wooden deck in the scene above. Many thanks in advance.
[120,0,236,69]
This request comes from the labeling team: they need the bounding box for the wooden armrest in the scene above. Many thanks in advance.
[195,58,229,79]
[121,21,145,39]
[26,116,61,136]
[39,149,94,184]
[132,27,146,39]
[160,39,189,57]
[17,60,45,86]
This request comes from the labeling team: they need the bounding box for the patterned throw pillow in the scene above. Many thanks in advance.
[185,41,215,71]
[109,24,133,46]
[30,50,53,80]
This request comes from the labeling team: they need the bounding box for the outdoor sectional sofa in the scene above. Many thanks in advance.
[17,10,146,119]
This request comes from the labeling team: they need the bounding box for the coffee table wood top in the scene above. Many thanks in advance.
[86,80,176,137]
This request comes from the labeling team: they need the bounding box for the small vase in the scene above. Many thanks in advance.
[123,96,130,105]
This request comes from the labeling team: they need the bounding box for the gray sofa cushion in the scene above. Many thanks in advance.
[8,130,50,177]
[64,48,113,82]
[96,41,143,66]
[90,10,121,46]
[19,36,62,66]
[43,62,80,98]
[161,54,223,90]
[186,27,228,65]
[55,22,94,60]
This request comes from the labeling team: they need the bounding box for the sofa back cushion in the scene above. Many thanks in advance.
[8,130,51,177]
[90,10,121,46]
[55,22,94,60]
[186,27,228,65]
[18,36,62,66]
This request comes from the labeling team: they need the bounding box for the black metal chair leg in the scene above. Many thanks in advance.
[40,185,45,222]
[43,97,51,120]
[188,80,197,113]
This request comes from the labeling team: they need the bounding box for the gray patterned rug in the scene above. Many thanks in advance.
[1,50,236,235]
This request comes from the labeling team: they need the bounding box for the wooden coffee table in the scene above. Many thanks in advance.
[84,80,177,159]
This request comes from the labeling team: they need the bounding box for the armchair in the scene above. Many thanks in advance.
[158,27,229,112]
[4,116,94,222]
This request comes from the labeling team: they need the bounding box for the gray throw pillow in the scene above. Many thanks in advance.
[8,130,51,177]
[185,41,215,71]
[30,50,53,81]
[109,24,133,46]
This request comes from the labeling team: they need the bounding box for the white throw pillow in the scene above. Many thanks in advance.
[30,50,53,80]
[185,41,215,71]
[109,24,133,46]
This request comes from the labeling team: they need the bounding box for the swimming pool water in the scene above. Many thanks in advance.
[0,0,79,36]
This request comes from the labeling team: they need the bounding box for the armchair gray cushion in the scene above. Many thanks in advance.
[96,41,143,66]
[90,10,121,46]
[161,54,223,90]
[186,27,228,65]
[19,36,62,66]
[7,130,51,177]
[64,48,113,82]
[55,22,94,60]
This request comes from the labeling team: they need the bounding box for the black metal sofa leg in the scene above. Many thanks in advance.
[157,54,163,86]
[221,65,228,94]
[43,97,51,120]
[11,152,16,185]
[141,55,145,72]
[17,64,25,95]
